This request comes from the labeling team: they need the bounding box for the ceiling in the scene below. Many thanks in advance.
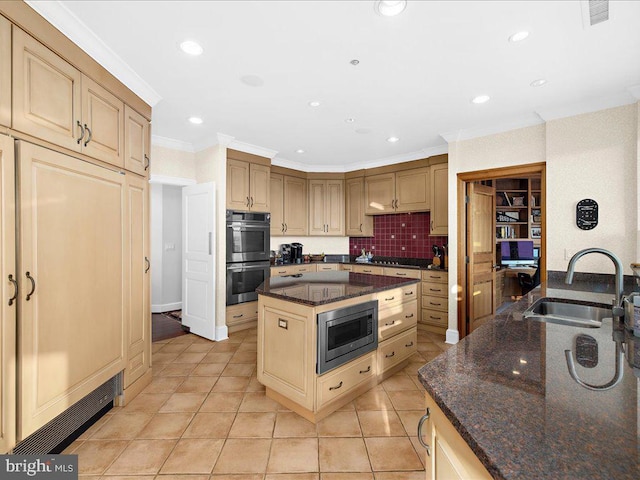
[28,1,640,171]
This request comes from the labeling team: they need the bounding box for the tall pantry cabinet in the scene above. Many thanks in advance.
[0,3,152,452]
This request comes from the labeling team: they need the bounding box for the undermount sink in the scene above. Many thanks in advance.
[523,298,612,328]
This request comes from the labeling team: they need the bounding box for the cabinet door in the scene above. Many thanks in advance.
[0,16,10,127]
[430,163,448,235]
[124,105,150,176]
[325,180,344,235]
[249,163,270,212]
[18,142,126,439]
[270,174,285,236]
[124,174,150,388]
[396,167,430,212]
[283,175,307,235]
[308,180,326,235]
[226,159,250,210]
[345,177,373,236]
[12,28,82,153]
[81,75,124,167]
[364,173,395,214]
[0,135,15,453]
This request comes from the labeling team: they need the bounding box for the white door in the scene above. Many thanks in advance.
[182,182,216,340]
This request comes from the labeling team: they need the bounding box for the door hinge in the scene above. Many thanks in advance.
[465,256,470,264]
[465,195,470,204]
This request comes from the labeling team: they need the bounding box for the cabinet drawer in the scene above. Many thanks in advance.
[377,283,417,309]
[421,308,447,328]
[271,264,317,276]
[379,300,418,341]
[317,263,339,272]
[317,351,376,408]
[354,264,384,275]
[377,327,417,374]
[341,264,354,272]
[292,264,316,274]
[383,267,421,279]
[422,282,447,297]
[422,295,447,312]
[226,301,258,327]
[422,270,448,283]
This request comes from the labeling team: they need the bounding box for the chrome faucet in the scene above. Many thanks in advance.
[565,248,625,317]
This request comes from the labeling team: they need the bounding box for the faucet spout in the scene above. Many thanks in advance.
[565,248,625,311]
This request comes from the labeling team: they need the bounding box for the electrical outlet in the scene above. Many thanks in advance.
[165,243,175,251]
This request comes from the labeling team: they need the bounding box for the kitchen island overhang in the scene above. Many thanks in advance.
[256,271,420,422]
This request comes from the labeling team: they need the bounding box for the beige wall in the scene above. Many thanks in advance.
[447,103,639,342]
[150,144,197,180]
[270,236,349,255]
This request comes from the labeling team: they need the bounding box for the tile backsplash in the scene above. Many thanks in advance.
[349,212,448,258]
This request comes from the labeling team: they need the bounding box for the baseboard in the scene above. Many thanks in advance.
[446,328,459,344]
[216,324,229,342]
[151,302,182,313]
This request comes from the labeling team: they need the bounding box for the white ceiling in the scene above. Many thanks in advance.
[28,1,640,171]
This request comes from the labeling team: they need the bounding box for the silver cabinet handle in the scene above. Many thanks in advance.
[144,154,150,171]
[329,381,343,391]
[385,351,395,358]
[25,271,35,301]
[359,366,371,374]
[76,120,85,144]
[417,408,431,455]
[8,274,17,306]
[83,124,92,147]
[144,257,150,273]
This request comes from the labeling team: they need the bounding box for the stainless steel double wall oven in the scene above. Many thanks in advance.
[226,210,271,305]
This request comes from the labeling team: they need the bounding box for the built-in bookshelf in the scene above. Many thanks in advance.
[495,176,542,244]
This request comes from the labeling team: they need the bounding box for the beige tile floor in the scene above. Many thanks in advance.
[66,327,451,479]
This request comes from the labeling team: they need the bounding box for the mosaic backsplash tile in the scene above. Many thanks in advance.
[349,212,448,258]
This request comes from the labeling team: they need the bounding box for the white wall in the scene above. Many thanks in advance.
[161,185,183,308]
[150,183,163,311]
[270,236,349,256]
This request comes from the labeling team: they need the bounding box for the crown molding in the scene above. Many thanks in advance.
[216,133,235,147]
[26,0,162,107]
[228,139,278,159]
[535,91,637,122]
[440,114,545,144]
[151,135,195,153]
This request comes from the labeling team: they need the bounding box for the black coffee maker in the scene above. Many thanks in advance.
[291,243,303,264]
[280,244,292,264]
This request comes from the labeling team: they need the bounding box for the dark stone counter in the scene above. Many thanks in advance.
[418,285,640,480]
[256,271,419,306]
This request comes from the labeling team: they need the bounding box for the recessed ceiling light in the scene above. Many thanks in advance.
[386,136,400,143]
[179,40,203,56]
[374,1,407,17]
[508,31,529,43]
[240,75,264,87]
[350,59,360,66]
[345,118,355,123]
[308,101,321,107]
[296,149,305,154]
[188,116,203,125]
[530,78,547,87]
[471,95,490,104]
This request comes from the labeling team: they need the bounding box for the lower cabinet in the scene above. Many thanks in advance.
[317,351,376,409]
[378,327,417,376]
[421,270,448,335]
[422,390,492,480]
[226,301,259,332]
[271,264,317,277]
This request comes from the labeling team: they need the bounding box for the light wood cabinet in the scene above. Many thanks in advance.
[271,264,317,277]
[17,142,127,439]
[309,179,344,236]
[124,105,151,176]
[316,263,339,272]
[0,135,15,453]
[365,167,430,214]
[421,270,448,334]
[429,163,448,235]
[226,158,270,212]
[377,327,417,375]
[226,301,259,333]
[270,173,307,236]
[124,174,150,388]
[422,390,493,480]
[353,264,384,275]
[13,28,125,168]
[316,351,375,409]
[345,176,373,236]
[0,16,10,127]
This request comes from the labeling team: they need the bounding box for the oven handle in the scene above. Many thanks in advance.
[226,263,269,271]
[227,224,269,230]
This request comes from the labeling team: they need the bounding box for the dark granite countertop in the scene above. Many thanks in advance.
[418,285,640,480]
[256,271,419,306]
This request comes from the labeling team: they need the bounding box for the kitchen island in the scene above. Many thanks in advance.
[418,284,639,479]
[256,271,419,422]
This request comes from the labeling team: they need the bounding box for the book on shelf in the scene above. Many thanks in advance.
[502,191,511,206]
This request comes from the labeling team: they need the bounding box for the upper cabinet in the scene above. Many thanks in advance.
[365,167,430,214]
[345,176,373,237]
[429,163,448,235]
[226,152,270,212]
[0,16,10,127]
[308,179,344,236]
[124,105,151,176]
[270,173,307,236]
[12,28,125,168]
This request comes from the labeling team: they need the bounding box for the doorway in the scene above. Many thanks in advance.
[457,163,547,338]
